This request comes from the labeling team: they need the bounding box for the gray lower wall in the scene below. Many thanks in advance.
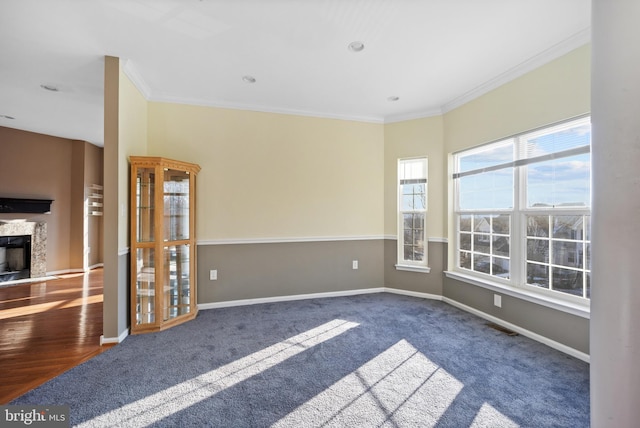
[197,239,385,303]
[194,238,588,355]
[384,240,446,295]
[443,276,589,354]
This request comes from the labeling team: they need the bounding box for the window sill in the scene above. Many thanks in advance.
[444,270,590,319]
[395,264,431,274]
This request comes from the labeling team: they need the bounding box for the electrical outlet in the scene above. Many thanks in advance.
[494,294,502,308]
[209,269,218,280]
[352,260,358,270]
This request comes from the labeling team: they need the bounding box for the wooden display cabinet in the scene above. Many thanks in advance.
[129,156,201,334]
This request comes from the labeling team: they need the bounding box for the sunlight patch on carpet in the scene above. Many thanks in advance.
[470,403,519,427]
[273,339,464,427]
[76,319,359,428]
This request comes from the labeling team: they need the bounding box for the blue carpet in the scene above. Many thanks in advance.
[12,293,589,427]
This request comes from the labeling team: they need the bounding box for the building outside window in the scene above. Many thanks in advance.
[397,157,428,271]
[452,116,591,301]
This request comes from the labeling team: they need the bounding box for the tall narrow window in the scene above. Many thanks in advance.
[398,158,428,270]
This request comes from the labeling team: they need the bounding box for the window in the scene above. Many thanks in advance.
[398,158,428,271]
[453,117,591,301]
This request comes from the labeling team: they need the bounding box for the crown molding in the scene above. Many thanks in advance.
[122,59,152,99]
[148,93,385,124]
[384,107,443,124]
[442,27,591,114]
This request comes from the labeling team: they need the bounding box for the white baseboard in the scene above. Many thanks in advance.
[0,275,58,287]
[100,329,129,346]
[198,287,443,311]
[383,287,443,301]
[46,265,104,276]
[47,268,85,276]
[442,297,590,363]
[198,287,387,310]
[198,288,589,362]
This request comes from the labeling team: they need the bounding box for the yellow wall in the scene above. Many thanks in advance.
[147,103,385,240]
[383,116,445,239]
[119,45,589,246]
[443,45,591,153]
[117,65,148,250]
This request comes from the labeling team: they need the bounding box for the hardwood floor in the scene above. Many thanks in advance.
[0,268,113,404]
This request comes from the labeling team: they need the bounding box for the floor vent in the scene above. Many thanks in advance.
[486,322,519,336]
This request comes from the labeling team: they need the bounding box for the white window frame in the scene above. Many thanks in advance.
[451,116,591,307]
[397,157,429,273]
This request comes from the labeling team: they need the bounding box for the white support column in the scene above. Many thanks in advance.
[591,1,640,426]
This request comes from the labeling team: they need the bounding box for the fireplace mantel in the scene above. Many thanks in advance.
[0,198,53,214]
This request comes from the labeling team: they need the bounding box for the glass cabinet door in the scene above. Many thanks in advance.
[136,168,155,243]
[163,244,191,321]
[135,247,155,325]
[163,169,190,242]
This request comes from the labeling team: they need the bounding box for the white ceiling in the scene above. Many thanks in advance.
[0,0,591,147]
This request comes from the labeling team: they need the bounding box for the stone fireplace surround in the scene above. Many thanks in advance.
[0,220,46,281]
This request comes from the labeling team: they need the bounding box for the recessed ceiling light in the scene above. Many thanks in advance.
[387,96,400,102]
[348,41,365,52]
[40,84,60,92]
[242,75,256,84]
[0,114,15,120]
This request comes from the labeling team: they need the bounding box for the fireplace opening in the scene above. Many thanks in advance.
[0,235,31,282]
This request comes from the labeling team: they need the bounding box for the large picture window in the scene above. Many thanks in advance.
[453,116,591,301]
[398,158,428,270]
